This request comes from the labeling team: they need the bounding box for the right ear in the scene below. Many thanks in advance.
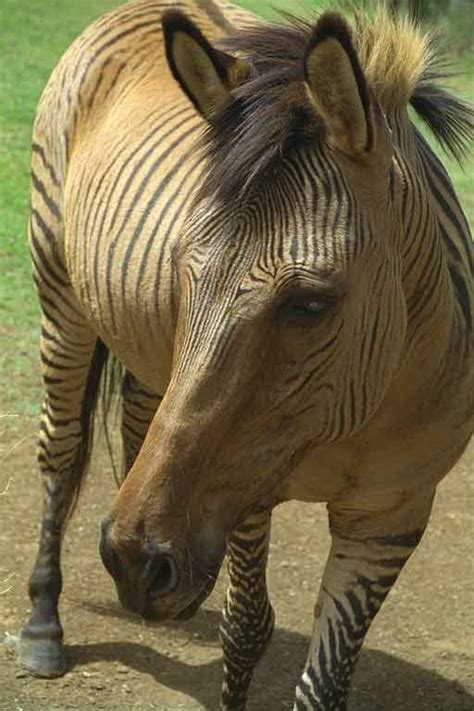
[162,10,250,120]
[304,12,375,156]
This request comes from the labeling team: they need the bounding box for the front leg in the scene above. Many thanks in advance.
[294,490,435,710]
[20,310,99,678]
[220,508,274,710]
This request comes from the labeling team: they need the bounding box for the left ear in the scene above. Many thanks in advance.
[304,13,375,156]
[162,10,250,121]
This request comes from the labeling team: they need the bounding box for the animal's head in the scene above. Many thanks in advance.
[100,11,407,619]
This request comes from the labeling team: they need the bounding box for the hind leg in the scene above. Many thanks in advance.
[121,371,161,477]
[20,294,100,677]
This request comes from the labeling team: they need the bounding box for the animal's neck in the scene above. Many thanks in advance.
[390,110,458,385]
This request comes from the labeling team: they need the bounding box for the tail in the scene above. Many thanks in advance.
[68,338,121,519]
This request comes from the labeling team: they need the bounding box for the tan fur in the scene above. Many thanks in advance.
[305,37,369,153]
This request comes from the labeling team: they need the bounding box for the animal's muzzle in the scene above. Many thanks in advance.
[98,516,214,620]
[99,517,178,612]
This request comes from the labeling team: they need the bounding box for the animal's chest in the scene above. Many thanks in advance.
[279,372,472,507]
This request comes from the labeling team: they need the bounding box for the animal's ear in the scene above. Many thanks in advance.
[304,13,375,155]
[162,10,250,120]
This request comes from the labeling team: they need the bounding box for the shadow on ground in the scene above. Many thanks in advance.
[68,607,473,710]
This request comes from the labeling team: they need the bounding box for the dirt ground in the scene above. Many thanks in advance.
[0,413,473,711]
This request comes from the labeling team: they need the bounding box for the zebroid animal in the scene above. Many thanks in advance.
[19,0,473,708]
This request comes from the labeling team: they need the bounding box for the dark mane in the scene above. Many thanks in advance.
[199,18,320,203]
[411,63,474,163]
[196,10,473,203]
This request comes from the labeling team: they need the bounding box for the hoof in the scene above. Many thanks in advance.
[19,626,67,678]
[221,699,247,711]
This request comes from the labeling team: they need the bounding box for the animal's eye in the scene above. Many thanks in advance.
[280,294,335,323]
[291,300,327,316]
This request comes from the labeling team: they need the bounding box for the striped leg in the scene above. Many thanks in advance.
[20,296,101,678]
[294,491,435,710]
[121,370,161,476]
[220,509,274,710]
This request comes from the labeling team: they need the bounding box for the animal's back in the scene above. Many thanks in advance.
[30,0,256,392]
[33,0,253,184]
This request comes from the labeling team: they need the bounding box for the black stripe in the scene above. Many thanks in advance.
[449,264,472,331]
[77,20,160,96]
[194,0,234,32]
[31,171,61,220]
[32,143,60,187]
[30,236,69,292]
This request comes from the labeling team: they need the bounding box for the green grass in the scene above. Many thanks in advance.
[441,53,474,219]
[236,0,323,18]
[0,0,472,415]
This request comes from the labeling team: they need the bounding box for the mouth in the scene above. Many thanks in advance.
[172,577,217,620]
[132,566,219,622]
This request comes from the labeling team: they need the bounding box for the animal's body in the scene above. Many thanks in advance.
[20,1,473,709]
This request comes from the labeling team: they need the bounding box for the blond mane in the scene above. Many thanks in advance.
[354,8,433,110]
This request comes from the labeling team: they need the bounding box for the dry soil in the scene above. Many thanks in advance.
[0,414,473,710]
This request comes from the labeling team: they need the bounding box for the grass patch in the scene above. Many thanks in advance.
[236,0,324,18]
[0,0,472,416]
[440,52,474,219]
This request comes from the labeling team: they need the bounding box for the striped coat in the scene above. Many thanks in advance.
[22,2,472,709]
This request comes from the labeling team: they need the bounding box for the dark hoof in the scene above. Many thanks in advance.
[19,627,67,678]
[221,697,247,711]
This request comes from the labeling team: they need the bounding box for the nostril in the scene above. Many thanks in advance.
[146,552,179,599]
